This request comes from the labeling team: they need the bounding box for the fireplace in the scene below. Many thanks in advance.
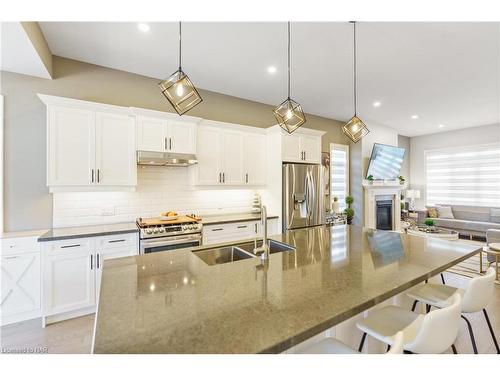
[376,199,393,230]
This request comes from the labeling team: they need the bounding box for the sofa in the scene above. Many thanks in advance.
[430,205,500,239]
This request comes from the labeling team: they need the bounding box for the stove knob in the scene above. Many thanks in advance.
[158,227,165,233]
[189,225,194,230]
[153,228,158,234]
[146,228,153,235]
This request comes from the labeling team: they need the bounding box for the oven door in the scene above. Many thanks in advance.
[140,234,202,254]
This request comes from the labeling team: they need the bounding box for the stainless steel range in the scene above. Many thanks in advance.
[137,216,203,254]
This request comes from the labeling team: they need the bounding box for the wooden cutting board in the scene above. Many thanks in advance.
[139,215,201,226]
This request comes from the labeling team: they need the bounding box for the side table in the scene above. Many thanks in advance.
[480,243,500,281]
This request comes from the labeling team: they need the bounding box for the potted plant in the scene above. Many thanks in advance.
[398,175,405,185]
[424,218,435,227]
[367,175,374,184]
[344,196,354,224]
[331,196,340,214]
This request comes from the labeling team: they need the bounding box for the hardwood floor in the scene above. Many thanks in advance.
[1,272,498,354]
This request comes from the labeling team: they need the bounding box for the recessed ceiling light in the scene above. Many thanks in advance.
[411,115,419,119]
[137,23,150,33]
[373,101,381,107]
[267,66,277,74]
[438,124,445,128]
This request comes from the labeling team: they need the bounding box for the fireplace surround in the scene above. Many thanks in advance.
[363,181,404,231]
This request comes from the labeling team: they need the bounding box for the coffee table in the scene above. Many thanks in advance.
[406,226,459,240]
[481,243,500,281]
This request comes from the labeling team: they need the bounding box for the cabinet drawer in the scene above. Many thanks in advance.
[95,233,138,250]
[44,238,92,255]
[1,236,40,256]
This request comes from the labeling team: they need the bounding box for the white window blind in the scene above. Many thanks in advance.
[331,144,349,211]
[425,143,500,207]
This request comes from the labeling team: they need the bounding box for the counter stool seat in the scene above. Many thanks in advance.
[407,284,465,309]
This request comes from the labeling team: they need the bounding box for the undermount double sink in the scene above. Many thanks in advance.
[192,239,295,266]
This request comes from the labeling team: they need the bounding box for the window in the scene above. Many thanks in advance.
[330,143,349,211]
[425,143,500,207]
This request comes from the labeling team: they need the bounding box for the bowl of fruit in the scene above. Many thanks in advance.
[160,211,178,221]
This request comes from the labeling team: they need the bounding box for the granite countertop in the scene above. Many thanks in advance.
[38,222,138,242]
[1,229,49,239]
[201,212,279,225]
[92,225,481,354]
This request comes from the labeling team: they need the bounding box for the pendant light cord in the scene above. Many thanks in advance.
[179,21,182,70]
[287,21,291,99]
[353,21,357,116]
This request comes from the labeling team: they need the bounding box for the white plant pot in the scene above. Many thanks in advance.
[332,201,340,214]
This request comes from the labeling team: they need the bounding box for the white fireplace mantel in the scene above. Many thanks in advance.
[363,181,405,231]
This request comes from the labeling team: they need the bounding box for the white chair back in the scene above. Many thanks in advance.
[461,267,496,313]
[407,294,461,354]
[387,331,404,354]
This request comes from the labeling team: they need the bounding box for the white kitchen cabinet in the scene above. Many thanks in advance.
[42,238,95,317]
[202,218,280,246]
[281,130,322,164]
[221,131,245,185]
[40,95,137,192]
[243,133,267,185]
[136,115,197,154]
[47,106,96,186]
[195,122,267,186]
[96,112,137,186]
[196,126,222,185]
[1,252,41,325]
[41,232,138,325]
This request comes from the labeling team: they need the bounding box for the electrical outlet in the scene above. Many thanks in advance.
[101,207,115,216]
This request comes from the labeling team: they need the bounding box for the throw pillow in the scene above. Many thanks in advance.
[490,208,500,224]
[436,205,454,219]
[426,206,438,218]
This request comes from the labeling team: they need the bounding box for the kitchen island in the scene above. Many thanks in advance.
[92,225,481,353]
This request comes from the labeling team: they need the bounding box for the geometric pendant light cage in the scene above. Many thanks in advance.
[159,22,202,115]
[273,22,306,134]
[342,21,369,143]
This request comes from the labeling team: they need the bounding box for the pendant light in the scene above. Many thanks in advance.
[273,22,306,134]
[159,22,202,115]
[342,21,369,143]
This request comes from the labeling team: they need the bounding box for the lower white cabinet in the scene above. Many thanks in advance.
[202,218,280,246]
[1,249,41,325]
[41,232,137,324]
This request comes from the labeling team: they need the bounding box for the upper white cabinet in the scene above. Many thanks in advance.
[195,121,267,186]
[134,108,198,155]
[279,127,323,164]
[39,95,137,192]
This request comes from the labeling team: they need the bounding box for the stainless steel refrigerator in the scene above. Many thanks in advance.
[283,163,325,231]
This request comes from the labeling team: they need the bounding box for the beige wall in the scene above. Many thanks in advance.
[2,56,348,232]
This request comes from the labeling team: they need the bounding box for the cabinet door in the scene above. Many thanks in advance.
[196,127,222,185]
[95,247,136,300]
[282,132,302,162]
[301,135,321,164]
[95,112,137,186]
[1,252,40,318]
[43,247,95,315]
[48,106,95,186]
[168,121,196,154]
[137,116,167,152]
[243,133,266,185]
[221,131,245,185]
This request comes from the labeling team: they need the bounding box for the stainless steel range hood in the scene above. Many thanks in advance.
[137,150,198,167]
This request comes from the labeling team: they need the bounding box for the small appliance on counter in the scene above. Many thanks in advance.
[136,214,202,254]
[251,194,262,214]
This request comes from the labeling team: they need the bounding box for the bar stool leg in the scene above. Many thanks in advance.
[411,300,418,312]
[358,332,367,352]
[451,344,458,354]
[483,309,500,354]
[440,273,445,284]
[461,315,478,354]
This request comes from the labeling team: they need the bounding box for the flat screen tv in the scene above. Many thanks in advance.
[366,143,405,180]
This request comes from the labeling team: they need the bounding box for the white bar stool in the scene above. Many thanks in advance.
[298,331,404,354]
[407,267,499,354]
[356,294,461,354]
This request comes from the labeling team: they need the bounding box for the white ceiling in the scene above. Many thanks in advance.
[39,22,500,136]
[1,22,52,79]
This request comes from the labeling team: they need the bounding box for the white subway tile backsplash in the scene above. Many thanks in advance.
[53,166,261,227]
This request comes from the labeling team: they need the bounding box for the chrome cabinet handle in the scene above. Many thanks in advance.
[97,169,100,183]
[304,151,306,160]
[237,225,248,229]
[219,172,222,183]
[222,172,225,183]
[165,137,168,150]
[246,173,248,183]
[211,228,224,232]
[169,138,172,150]
[108,239,126,243]
[61,244,81,249]
[91,254,94,270]
[4,255,19,259]
[97,254,100,269]
[91,169,94,183]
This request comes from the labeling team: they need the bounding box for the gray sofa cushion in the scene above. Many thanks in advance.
[434,218,500,232]
[451,205,490,222]
[490,208,500,224]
